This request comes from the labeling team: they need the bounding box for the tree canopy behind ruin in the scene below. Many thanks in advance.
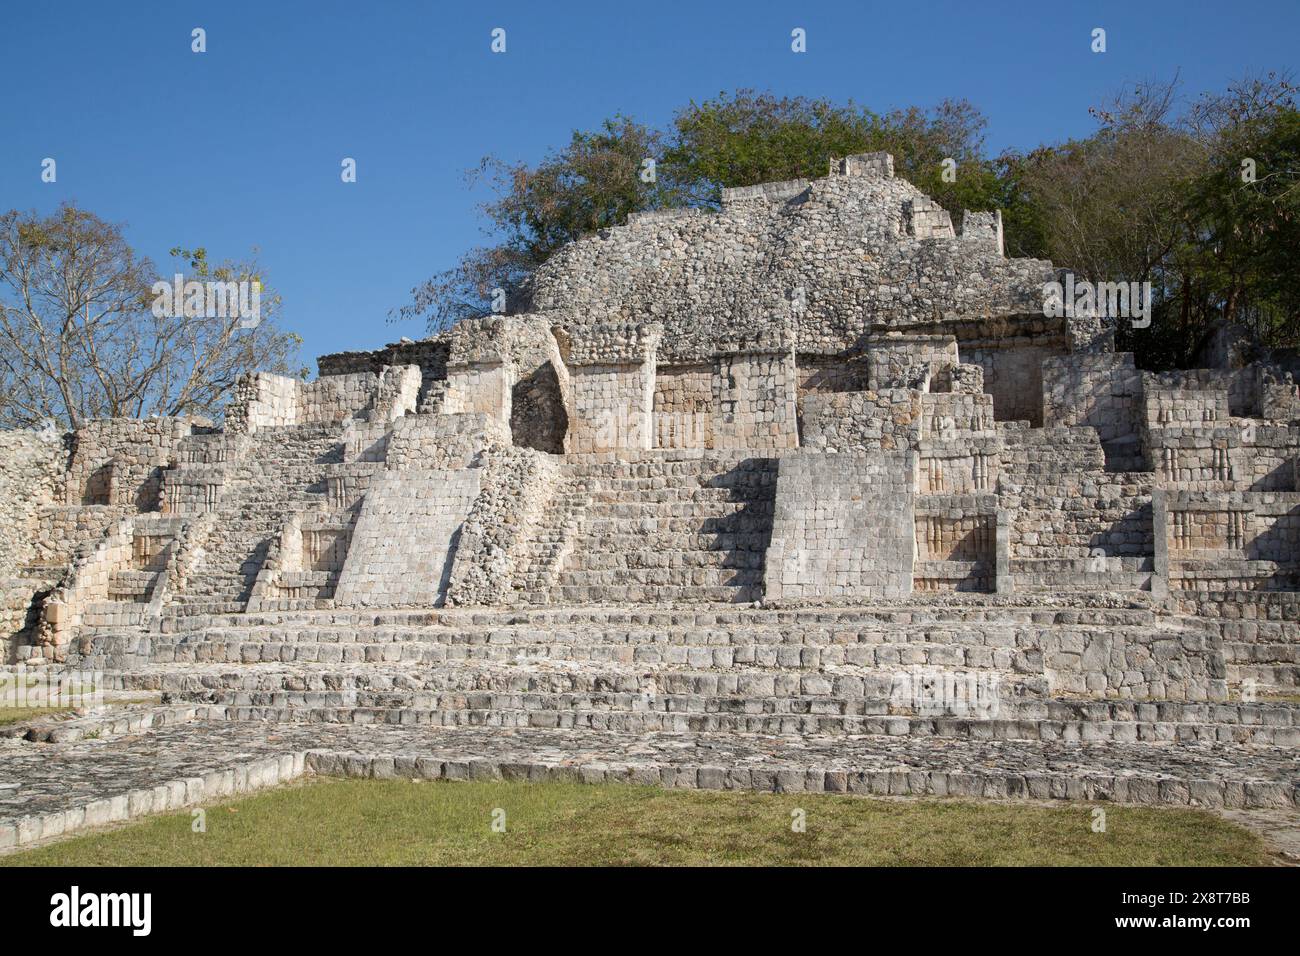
[0,204,306,430]
[398,79,1300,371]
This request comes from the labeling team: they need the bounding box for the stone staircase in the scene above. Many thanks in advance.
[170,426,343,616]
[540,456,776,605]
[508,469,590,603]
[70,596,1257,745]
[999,425,1155,592]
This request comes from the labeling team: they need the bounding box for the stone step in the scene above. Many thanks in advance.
[547,584,761,604]
[65,665,1300,726]
[152,598,1166,630]
[1230,663,1300,689]
[194,703,1300,745]
[553,565,766,580]
[4,721,1294,853]
[1224,642,1300,664]
[187,613,1174,641]
[146,636,1052,671]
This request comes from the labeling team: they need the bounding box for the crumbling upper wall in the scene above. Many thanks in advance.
[525,152,1057,364]
[226,366,420,434]
[66,417,208,510]
[0,429,67,578]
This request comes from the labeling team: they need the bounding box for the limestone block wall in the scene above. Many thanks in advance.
[1041,627,1225,701]
[37,516,138,657]
[341,419,392,463]
[569,363,655,454]
[913,495,997,593]
[227,366,419,435]
[919,393,995,439]
[1042,352,1143,444]
[653,364,714,449]
[325,462,383,511]
[249,511,357,607]
[902,196,955,240]
[368,365,422,424]
[66,417,204,509]
[712,351,799,450]
[1165,490,1300,591]
[1147,424,1300,492]
[867,335,958,390]
[383,413,508,471]
[1144,387,1229,426]
[442,361,513,428]
[652,352,798,451]
[1003,474,1153,562]
[797,356,871,394]
[799,389,921,452]
[964,343,1062,426]
[918,438,999,494]
[29,506,130,569]
[562,321,661,454]
[317,338,449,381]
[1145,367,1260,417]
[0,429,67,577]
[764,451,916,601]
[226,373,299,432]
[161,466,226,515]
[1261,379,1300,420]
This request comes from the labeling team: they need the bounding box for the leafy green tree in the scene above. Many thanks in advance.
[396,116,673,330]
[398,92,1003,332]
[1183,87,1300,352]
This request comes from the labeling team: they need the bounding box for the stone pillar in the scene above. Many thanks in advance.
[564,323,661,454]
[443,358,514,431]
[1150,488,1169,601]
[995,509,1012,594]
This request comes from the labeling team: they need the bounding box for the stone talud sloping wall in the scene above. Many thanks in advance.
[764,451,916,601]
[332,413,507,608]
[331,467,481,608]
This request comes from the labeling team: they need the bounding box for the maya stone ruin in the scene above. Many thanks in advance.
[2,153,1298,849]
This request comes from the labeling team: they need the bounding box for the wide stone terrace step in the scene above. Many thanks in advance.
[155,595,1169,632]
[84,657,1299,743]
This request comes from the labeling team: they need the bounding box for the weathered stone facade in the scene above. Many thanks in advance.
[2,153,1298,851]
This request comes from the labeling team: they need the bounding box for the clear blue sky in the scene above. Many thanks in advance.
[3,1,1296,370]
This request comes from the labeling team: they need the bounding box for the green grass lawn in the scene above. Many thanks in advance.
[0,706,71,727]
[2,779,1273,866]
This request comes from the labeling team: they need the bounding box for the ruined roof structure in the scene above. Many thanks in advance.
[3,153,1299,850]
